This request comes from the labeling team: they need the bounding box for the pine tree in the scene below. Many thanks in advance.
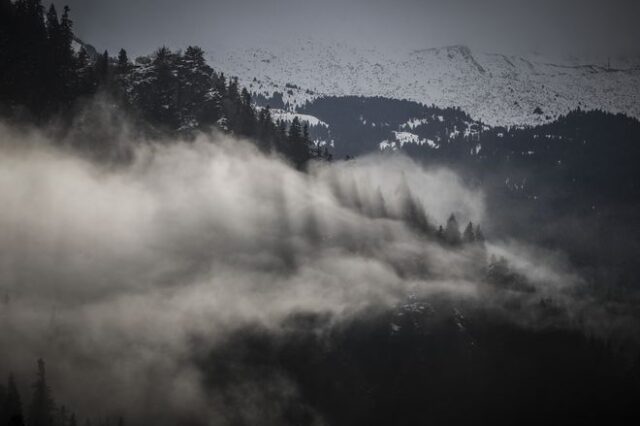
[45,5,60,45]
[236,88,255,136]
[58,6,75,106]
[257,106,274,151]
[59,7,73,55]
[175,46,218,130]
[55,405,69,426]
[28,359,54,426]
[445,214,462,245]
[95,50,110,84]
[5,375,25,426]
[15,0,48,117]
[130,46,180,129]
[0,380,6,423]
[399,179,431,235]
[303,122,311,152]
[288,117,301,160]
[322,145,332,161]
[463,222,475,243]
[286,117,313,167]
[0,1,14,93]
[213,72,226,97]
[73,47,95,97]
[116,49,129,74]
[43,4,64,113]
[226,77,239,101]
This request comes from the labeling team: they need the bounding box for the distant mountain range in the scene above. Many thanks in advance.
[206,40,640,126]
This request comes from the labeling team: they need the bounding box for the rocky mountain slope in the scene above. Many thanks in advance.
[207,40,640,126]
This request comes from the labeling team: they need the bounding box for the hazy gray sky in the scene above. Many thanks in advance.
[59,0,640,56]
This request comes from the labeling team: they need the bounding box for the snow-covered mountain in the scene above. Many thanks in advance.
[206,40,640,126]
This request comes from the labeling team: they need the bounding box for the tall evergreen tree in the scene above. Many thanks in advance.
[0,1,14,89]
[73,47,95,97]
[57,6,75,107]
[116,49,129,73]
[445,214,462,245]
[238,87,256,136]
[5,375,25,426]
[44,4,63,112]
[95,50,110,85]
[0,380,6,426]
[175,46,218,130]
[45,5,60,44]
[287,117,313,167]
[131,46,180,128]
[54,406,69,426]
[28,359,54,426]
[59,7,73,53]
[463,222,475,243]
[12,0,48,117]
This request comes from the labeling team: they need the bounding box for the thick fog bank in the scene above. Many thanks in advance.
[0,124,635,425]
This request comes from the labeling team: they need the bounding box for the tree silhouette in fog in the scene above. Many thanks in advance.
[445,214,462,245]
[1,360,123,426]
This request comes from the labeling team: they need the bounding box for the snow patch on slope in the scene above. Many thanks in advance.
[269,109,328,127]
[380,131,439,151]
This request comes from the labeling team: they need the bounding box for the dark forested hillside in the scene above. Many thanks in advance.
[198,302,640,426]
[298,96,480,158]
[297,93,640,300]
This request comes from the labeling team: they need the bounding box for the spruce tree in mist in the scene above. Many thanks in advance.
[53,406,68,426]
[445,214,462,245]
[44,4,61,112]
[0,382,5,423]
[1,0,46,117]
[116,49,129,73]
[176,46,220,129]
[286,116,312,167]
[94,50,110,86]
[27,359,54,426]
[463,222,475,243]
[3,375,25,426]
[288,116,302,157]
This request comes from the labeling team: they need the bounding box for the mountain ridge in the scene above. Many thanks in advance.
[206,40,640,126]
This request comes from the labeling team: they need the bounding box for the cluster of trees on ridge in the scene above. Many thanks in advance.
[0,0,327,167]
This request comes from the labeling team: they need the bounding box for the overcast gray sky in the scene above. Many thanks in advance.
[60,0,640,56]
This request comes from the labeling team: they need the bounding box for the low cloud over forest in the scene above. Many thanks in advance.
[1,121,636,425]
